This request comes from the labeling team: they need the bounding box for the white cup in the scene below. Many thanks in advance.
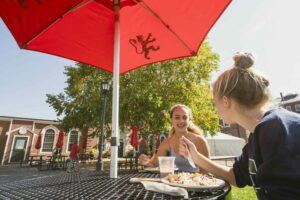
[158,156,175,178]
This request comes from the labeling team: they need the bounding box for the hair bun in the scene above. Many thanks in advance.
[233,52,255,69]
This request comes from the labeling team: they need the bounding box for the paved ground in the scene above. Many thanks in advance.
[0,158,133,185]
[0,163,96,185]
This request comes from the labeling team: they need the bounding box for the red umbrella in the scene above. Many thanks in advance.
[0,0,231,178]
[130,126,139,148]
[35,134,42,150]
[0,0,231,74]
[56,130,64,149]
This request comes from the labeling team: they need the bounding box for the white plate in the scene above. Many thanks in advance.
[160,174,225,190]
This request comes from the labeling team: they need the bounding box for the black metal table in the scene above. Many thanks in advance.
[47,155,67,170]
[0,171,231,200]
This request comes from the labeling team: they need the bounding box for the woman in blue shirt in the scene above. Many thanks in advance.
[139,104,210,172]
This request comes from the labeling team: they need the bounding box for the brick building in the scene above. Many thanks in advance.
[276,93,300,114]
[219,119,249,142]
[0,116,98,165]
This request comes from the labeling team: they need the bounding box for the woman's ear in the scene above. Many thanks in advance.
[222,96,231,108]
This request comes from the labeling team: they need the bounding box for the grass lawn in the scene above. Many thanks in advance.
[230,186,257,200]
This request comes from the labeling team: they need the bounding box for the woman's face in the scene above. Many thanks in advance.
[213,94,233,124]
[171,107,191,133]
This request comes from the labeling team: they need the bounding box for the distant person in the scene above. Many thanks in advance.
[139,104,210,172]
[53,147,61,157]
[67,140,80,172]
[51,147,62,169]
[179,52,300,200]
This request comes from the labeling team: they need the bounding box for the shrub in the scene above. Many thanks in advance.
[89,148,97,159]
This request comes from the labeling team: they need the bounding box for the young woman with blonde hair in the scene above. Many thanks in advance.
[139,104,209,172]
[179,52,300,200]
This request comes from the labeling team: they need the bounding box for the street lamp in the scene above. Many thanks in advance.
[96,81,110,171]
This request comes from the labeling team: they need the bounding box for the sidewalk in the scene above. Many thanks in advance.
[0,163,96,185]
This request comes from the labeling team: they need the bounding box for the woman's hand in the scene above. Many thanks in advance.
[179,136,199,160]
[138,154,153,167]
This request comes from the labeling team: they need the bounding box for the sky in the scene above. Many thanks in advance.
[0,0,299,120]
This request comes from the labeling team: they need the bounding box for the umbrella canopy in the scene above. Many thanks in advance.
[0,0,231,178]
[56,130,64,149]
[35,134,42,150]
[0,0,231,74]
[130,126,139,148]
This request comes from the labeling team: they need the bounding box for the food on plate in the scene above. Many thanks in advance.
[166,172,221,187]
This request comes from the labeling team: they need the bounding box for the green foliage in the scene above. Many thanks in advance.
[46,63,113,133]
[231,186,257,200]
[119,40,220,137]
[89,148,97,159]
[46,40,220,138]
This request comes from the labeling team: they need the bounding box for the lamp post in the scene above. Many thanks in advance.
[96,81,110,171]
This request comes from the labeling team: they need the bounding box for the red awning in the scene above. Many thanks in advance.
[56,130,64,149]
[35,134,42,149]
[130,126,139,148]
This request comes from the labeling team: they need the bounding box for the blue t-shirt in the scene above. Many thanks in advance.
[233,108,300,200]
[167,139,199,172]
[170,150,199,172]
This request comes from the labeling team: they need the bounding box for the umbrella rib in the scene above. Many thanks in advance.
[134,0,197,56]
[22,0,94,48]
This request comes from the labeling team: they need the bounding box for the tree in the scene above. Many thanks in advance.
[47,65,112,136]
[119,41,220,137]
[46,40,220,139]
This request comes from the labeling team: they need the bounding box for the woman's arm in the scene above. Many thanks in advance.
[139,139,169,167]
[180,136,237,186]
[193,135,210,174]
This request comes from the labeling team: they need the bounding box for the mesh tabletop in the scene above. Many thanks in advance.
[0,171,230,200]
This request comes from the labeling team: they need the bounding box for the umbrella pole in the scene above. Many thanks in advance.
[110,2,120,178]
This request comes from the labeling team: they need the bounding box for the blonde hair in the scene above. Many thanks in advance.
[213,52,271,109]
[169,104,203,136]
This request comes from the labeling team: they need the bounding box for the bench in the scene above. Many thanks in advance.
[79,153,90,163]
[47,155,67,170]
[20,155,45,168]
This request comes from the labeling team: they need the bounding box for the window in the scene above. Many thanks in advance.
[220,119,230,128]
[42,129,55,152]
[68,130,79,151]
[224,123,230,128]
[156,133,167,151]
[159,134,167,143]
[295,104,300,111]
[285,105,292,111]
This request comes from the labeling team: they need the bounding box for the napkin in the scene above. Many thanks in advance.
[129,177,161,183]
[141,181,189,199]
